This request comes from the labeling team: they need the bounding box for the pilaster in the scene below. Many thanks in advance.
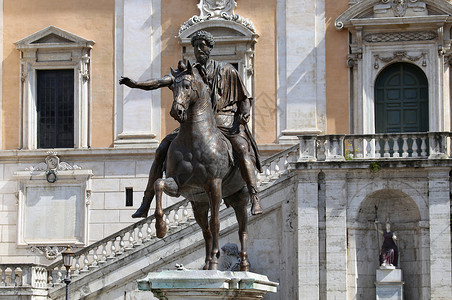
[114,0,161,148]
[296,170,320,299]
[324,169,347,299]
[278,0,326,143]
[427,168,452,299]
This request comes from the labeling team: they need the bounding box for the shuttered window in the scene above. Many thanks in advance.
[37,69,75,148]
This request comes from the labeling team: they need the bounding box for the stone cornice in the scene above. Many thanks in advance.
[336,0,452,30]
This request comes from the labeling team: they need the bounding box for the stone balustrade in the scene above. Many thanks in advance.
[46,198,195,285]
[298,132,451,161]
[0,264,47,288]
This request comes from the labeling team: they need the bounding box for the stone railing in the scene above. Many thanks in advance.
[298,132,451,161]
[46,198,195,285]
[0,264,48,288]
[257,144,299,187]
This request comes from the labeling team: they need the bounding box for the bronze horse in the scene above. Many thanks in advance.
[153,61,252,271]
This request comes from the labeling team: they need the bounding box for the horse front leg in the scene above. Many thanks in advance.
[205,178,222,270]
[154,177,179,238]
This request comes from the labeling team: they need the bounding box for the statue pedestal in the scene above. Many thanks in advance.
[137,270,278,300]
[375,268,404,300]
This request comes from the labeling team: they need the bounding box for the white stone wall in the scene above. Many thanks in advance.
[0,149,181,264]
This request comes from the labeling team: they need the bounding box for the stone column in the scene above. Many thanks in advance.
[114,0,161,148]
[324,169,347,298]
[277,0,326,143]
[427,168,452,299]
[296,170,320,299]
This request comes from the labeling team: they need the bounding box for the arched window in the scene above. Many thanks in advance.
[375,63,428,133]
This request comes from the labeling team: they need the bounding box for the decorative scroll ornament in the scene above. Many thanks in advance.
[373,51,427,69]
[179,0,255,35]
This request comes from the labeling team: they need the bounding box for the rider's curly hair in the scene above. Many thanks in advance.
[191,30,215,49]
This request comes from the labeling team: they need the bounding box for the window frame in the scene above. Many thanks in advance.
[15,26,94,149]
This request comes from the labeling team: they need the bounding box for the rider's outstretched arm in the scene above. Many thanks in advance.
[119,74,173,90]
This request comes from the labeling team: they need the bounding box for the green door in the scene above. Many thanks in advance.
[375,62,428,133]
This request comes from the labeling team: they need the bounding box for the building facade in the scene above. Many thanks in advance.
[0,0,451,299]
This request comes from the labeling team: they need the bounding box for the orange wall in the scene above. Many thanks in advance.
[160,0,277,144]
[236,0,277,144]
[325,1,350,134]
[2,0,115,149]
[160,0,199,136]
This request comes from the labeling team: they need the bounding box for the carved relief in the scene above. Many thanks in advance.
[26,151,81,172]
[198,0,236,18]
[374,0,427,18]
[31,245,69,260]
[179,0,255,35]
[364,31,437,43]
[373,51,427,69]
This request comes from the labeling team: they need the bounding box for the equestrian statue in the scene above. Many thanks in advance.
[119,31,262,271]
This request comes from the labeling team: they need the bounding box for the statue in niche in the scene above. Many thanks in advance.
[379,218,399,268]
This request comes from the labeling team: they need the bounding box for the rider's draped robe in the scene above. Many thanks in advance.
[203,59,262,172]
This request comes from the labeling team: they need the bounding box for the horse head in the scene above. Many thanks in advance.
[169,60,209,123]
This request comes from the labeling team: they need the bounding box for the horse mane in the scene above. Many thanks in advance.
[171,60,208,87]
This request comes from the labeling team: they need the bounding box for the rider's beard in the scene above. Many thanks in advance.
[196,54,208,65]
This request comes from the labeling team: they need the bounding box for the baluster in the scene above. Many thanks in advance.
[125,231,134,250]
[0,266,6,286]
[73,257,80,277]
[150,219,157,238]
[145,221,153,240]
[81,254,90,273]
[383,138,390,158]
[137,224,144,245]
[100,244,108,263]
[393,136,400,158]
[364,138,371,158]
[119,234,126,254]
[375,137,381,158]
[11,267,16,286]
[420,136,427,157]
[402,135,409,158]
[412,137,419,158]
[272,163,280,180]
[181,205,189,225]
[165,211,171,230]
[91,247,99,268]
[108,239,117,259]
[173,211,180,228]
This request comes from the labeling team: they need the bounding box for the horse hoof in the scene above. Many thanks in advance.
[208,262,219,270]
[240,264,250,272]
[156,221,167,238]
[203,263,210,270]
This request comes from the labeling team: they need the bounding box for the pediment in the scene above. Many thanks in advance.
[15,26,94,50]
[335,0,452,30]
